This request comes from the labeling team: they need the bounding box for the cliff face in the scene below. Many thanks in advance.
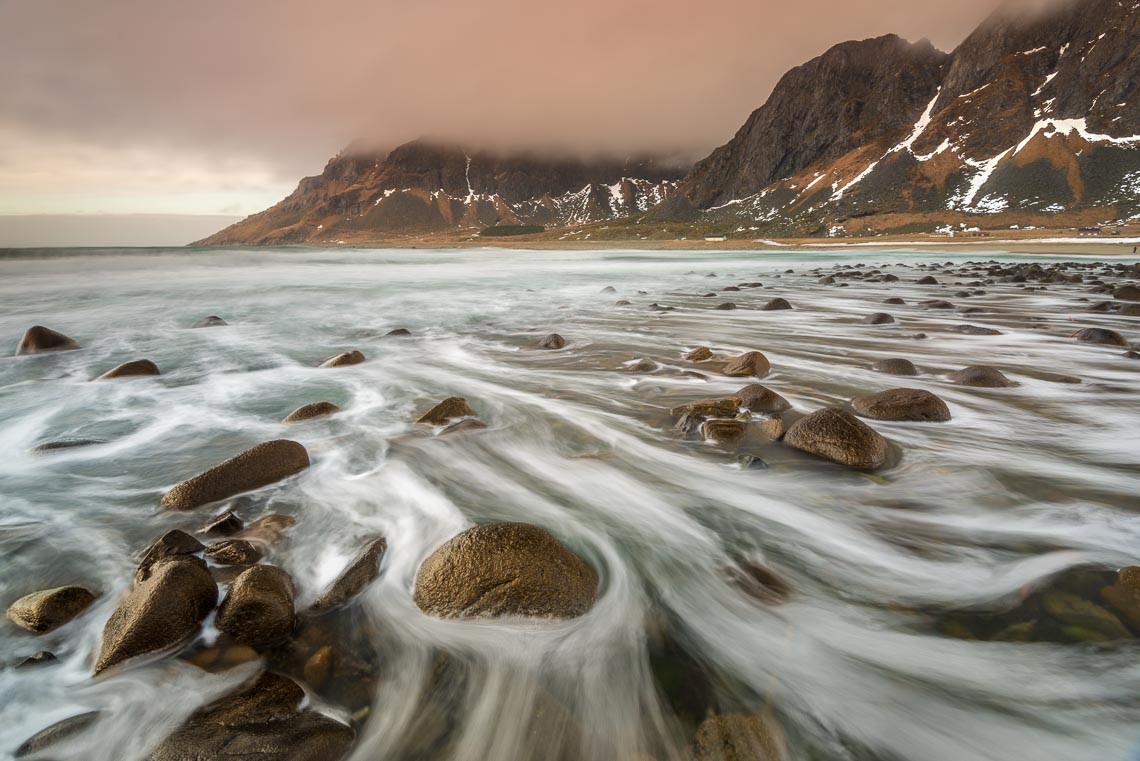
[197,142,686,245]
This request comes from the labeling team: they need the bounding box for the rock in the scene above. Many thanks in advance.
[416,397,476,425]
[439,418,489,436]
[629,358,657,372]
[304,645,334,690]
[922,300,954,309]
[413,522,597,619]
[917,275,939,285]
[7,586,97,633]
[872,358,918,376]
[674,411,703,435]
[884,297,906,305]
[1120,304,1140,317]
[16,326,80,355]
[670,397,741,419]
[737,384,791,413]
[715,302,737,311]
[1126,350,1140,360]
[852,388,951,422]
[761,298,792,311]
[200,510,243,538]
[160,440,310,511]
[311,537,388,612]
[537,333,567,349]
[205,540,263,566]
[384,327,412,337]
[1102,567,1140,631]
[319,350,365,368]
[17,650,58,668]
[600,286,617,293]
[148,673,353,761]
[615,299,631,306]
[1074,327,1129,347]
[96,359,160,380]
[691,713,787,761]
[862,313,895,325]
[722,351,771,378]
[191,316,227,328]
[94,557,218,674]
[685,346,714,362]
[29,438,106,453]
[1114,284,1140,301]
[953,325,1002,335]
[756,417,787,441]
[949,365,1016,388]
[784,408,889,469]
[700,419,747,446]
[15,711,102,758]
[216,565,296,648]
[136,530,205,582]
[1042,590,1131,640]
[282,401,339,423]
[727,561,791,603]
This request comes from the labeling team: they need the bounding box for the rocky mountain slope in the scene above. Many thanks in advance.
[198,142,686,245]
[676,0,1140,235]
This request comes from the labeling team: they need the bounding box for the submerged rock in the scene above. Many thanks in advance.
[416,396,476,425]
[95,557,218,674]
[537,333,567,349]
[862,313,895,325]
[29,438,106,453]
[216,565,296,648]
[1114,284,1140,302]
[722,351,771,378]
[191,316,228,328]
[319,350,365,368]
[700,419,747,446]
[852,388,951,422]
[282,401,339,423]
[414,522,597,619]
[761,298,793,311]
[7,586,97,633]
[737,384,791,413]
[691,713,787,761]
[439,418,488,436]
[16,326,80,355]
[872,358,918,376]
[949,365,1017,388]
[15,711,102,759]
[1074,327,1129,347]
[384,327,412,337]
[784,408,889,469]
[199,510,244,538]
[1101,566,1140,631]
[953,325,1002,336]
[685,346,714,362]
[311,537,388,612]
[204,540,263,566]
[161,440,310,511]
[96,359,160,380]
[16,650,58,668]
[671,397,741,419]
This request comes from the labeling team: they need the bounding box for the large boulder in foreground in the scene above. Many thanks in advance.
[722,351,771,378]
[311,537,388,612]
[414,523,598,619]
[16,326,80,355]
[691,713,787,761]
[94,557,217,674]
[148,673,353,761]
[852,388,951,422]
[160,440,310,511]
[7,585,97,633]
[96,359,160,380]
[784,408,889,469]
[216,565,295,648]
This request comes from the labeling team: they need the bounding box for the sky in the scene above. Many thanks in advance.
[0,0,1008,243]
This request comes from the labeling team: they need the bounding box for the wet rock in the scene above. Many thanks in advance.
[629,358,657,372]
[917,276,939,285]
[7,585,97,633]
[715,302,737,311]
[756,417,787,441]
[1114,284,1140,301]
[439,418,489,436]
[674,411,703,435]
[29,438,106,453]
[727,561,791,603]
[161,440,310,511]
[884,297,906,305]
[15,711,102,758]
[537,333,567,349]
[216,565,296,648]
[319,350,365,368]
[303,645,334,690]
[16,650,58,668]
[600,286,617,293]
[242,514,296,546]
[949,365,1016,388]
[1101,567,1140,631]
[416,397,476,425]
[385,327,412,337]
[414,522,597,619]
[761,298,792,311]
[953,325,1002,336]
[96,359,160,380]
[148,673,353,761]
[1126,350,1140,360]
[737,384,791,413]
[191,316,227,328]
[685,346,714,362]
[670,397,741,419]
[95,557,218,674]
[1074,327,1129,347]
[872,358,918,376]
[200,510,244,538]
[722,351,771,378]
[700,419,747,446]
[922,300,954,309]
[615,300,631,306]
[784,408,889,469]
[862,313,895,325]
[691,713,787,761]
[311,537,388,612]
[852,388,951,422]
[136,530,205,582]
[16,326,81,355]
[1042,591,1131,640]
[1120,304,1140,317]
[282,401,339,423]
[205,540,263,566]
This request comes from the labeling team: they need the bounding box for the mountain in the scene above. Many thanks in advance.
[675,0,1140,236]
[197,142,687,245]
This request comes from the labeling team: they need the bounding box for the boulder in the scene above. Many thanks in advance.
[1074,328,1129,347]
[852,388,951,422]
[137,530,204,582]
[722,351,771,378]
[1120,304,1140,317]
[319,350,365,368]
[191,316,227,328]
[148,673,353,761]
[1102,567,1140,631]
[953,325,1002,336]
[1114,285,1140,302]
[917,275,939,285]
[96,359,160,380]
[670,397,741,419]
[691,713,787,761]
[685,346,714,362]
[199,510,243,537]
[715,302,737,311]
[784,408,889,469]
[16,326,80,355]
[7,586,97,633]
[311,537,388,612]
[872,358,918,376]
[161,440,310,511]
[416,397,476,425]
[384,328,412,337]
[17,651,58,668]
[700,419,747,446]
[949,365,1016,388]
[414,523,597,619]
[30,438,105,453]
[204,540,263,566]
[537,333,567,349]
[761,298,793,311]
[862,313,895,325]
[216,565,296,648]
[282,401,339,423]
[94,557,218,674]
[884,297,906,305]
[736,384,791,413]
[15,711,101,759]
[922,300,954,309]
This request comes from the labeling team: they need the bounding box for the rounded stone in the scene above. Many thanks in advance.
[685,346,714,362]
[715,302,737,311]
[784,407,889,469]
[96,359,160,380]
[872,358,918,376]
[862,313,895,325]
[416,397,476,425]
[1114,285,1140,302]
[204,540,263,566]
[537,333,567,349]
[852,388,951,422]
[216,565,296,648]
[1074,328,1128,347]
[761,298,792,311]
[736,384,791,413]
[16,326,80,355]
[413,523,598,619]
[319,350,365,368]
[7,586,97,634]
[722,351,771,378]
[191,316,227,328]
[282,402,339,423]
[949,365,1016,387]
[160,440,310,511]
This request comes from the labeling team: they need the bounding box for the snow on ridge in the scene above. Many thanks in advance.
[1032,71,1058,98]
[1013,118,1140,155]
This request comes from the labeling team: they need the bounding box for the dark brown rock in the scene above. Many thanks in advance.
[722,351,771,378]
[7,586,97,633]
[761,298,793,311]
[1101,566,1140,631]
[736,384,791,413]
[385,327,412,336]
[949,365,1016,387]
[685,346,714,362]
[700,419,747,446]
[204,540,263,566]
[191,316,228,328]
[319,350,365,368]
[862,312,895,325]
[96,359,160,380]
[873,358,919,376]
[311,537,388,612]
[953,325,1002,335]
[852,388,951,422]
[199,510,244,538]
[784,407,889,469]
[416,396,476,425]
[537,333,567,349]
[1114,284,1140,302]
[917,275,939,285]
[15,712,101,758]
[282,401,339,423]
[160,440,310,511]
[1074,327,1129,347]
[137,530,205,582]
[413,523,597,619]
[715,302,738,310]
[216,565,295,648]
[16,326,80,355]
[670,397,741,419]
